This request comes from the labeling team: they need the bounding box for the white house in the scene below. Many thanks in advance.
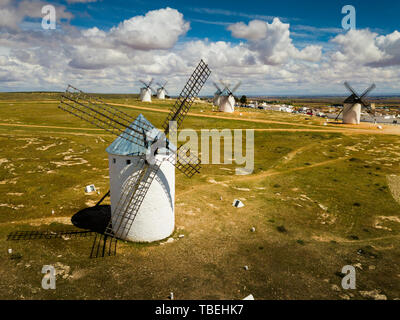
[106,114,176,242]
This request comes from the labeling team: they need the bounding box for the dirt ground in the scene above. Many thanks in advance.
[0,97,399,300]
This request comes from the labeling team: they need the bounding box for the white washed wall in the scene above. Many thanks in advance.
[219,95,235,113]
[108,153,175,242]
[343,103,361,125]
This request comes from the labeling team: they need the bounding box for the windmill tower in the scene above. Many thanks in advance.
[106,114,176,242]
[219,81,241,113]
[139,79,155,103]
[156,81,168,100]
[58,60,211,248]
[212,82,224,107]
[336,82,376,124]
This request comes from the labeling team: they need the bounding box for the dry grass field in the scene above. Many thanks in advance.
[0,93,399,300]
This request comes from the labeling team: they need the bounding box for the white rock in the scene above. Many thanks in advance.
[243,266,249,271]
[178,234,185,239]
[331,284,341,292]
[354,263,363,270]
[233,199,245,208]
[166,237,174,243]
[360,290,387,300]
[8,249,12,254]
[250,227,256,233]
[169,292,174,300]
[243,294,254,300]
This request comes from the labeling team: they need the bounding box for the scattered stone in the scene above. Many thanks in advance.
[369,266,376,271]
[220,196,223,201]
[8,249,12,254]
[178,234,185,239]
[340,294,351,300]
[243,294,254,300]
[318,204,328,211]
[359,290,387,300]
[169,292,174,300]
[54,262,71,280]
[51,209,55,215]
[250,227,256,233]
[166,237,174,244]
[84,184,96,193]
[232,199,245,208]
[354,263,363,270]
[243,266,249,271]
[331,284,341,292]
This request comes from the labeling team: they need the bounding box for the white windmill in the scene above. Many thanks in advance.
[58,60,211,255]
[219,81,241,113]
[336,82,376,124]
[156,81,168,100]
[106,114,176,242]
[139,79,155,103]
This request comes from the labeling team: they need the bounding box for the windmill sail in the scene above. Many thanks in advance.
[105,60,210,242]
[162,59,211,134]
[59,83,203,177]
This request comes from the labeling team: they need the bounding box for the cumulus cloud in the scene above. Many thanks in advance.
[329,29,400,69]
[81,7,190,51]
[227,20,267,41]
[0,0,72,30]
[0,4,400,95]
[228,18,322,65]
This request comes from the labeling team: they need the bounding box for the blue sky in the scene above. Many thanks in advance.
[59,0,400,42]
[1,0,400,95]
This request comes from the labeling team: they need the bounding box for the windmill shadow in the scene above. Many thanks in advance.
[71,205,111,233]
[71,205,118,258]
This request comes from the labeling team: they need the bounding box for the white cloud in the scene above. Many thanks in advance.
[0,4,399,95]
[227,20,267,41]
[0,0,72,30]
[107,7,189,50]
[331,29,384,64]
[228,18,322,65]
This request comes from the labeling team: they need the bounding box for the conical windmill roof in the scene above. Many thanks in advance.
[106,114,176,156]
[220,88,231,97]
[344,94,359,104]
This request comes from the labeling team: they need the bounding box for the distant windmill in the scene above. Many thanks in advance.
[336,82,376,124]
[219,81,241,113]
[156,81,168,100]
[139,79,155,102]
[58,60,211,257]
[212,82,224,107]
